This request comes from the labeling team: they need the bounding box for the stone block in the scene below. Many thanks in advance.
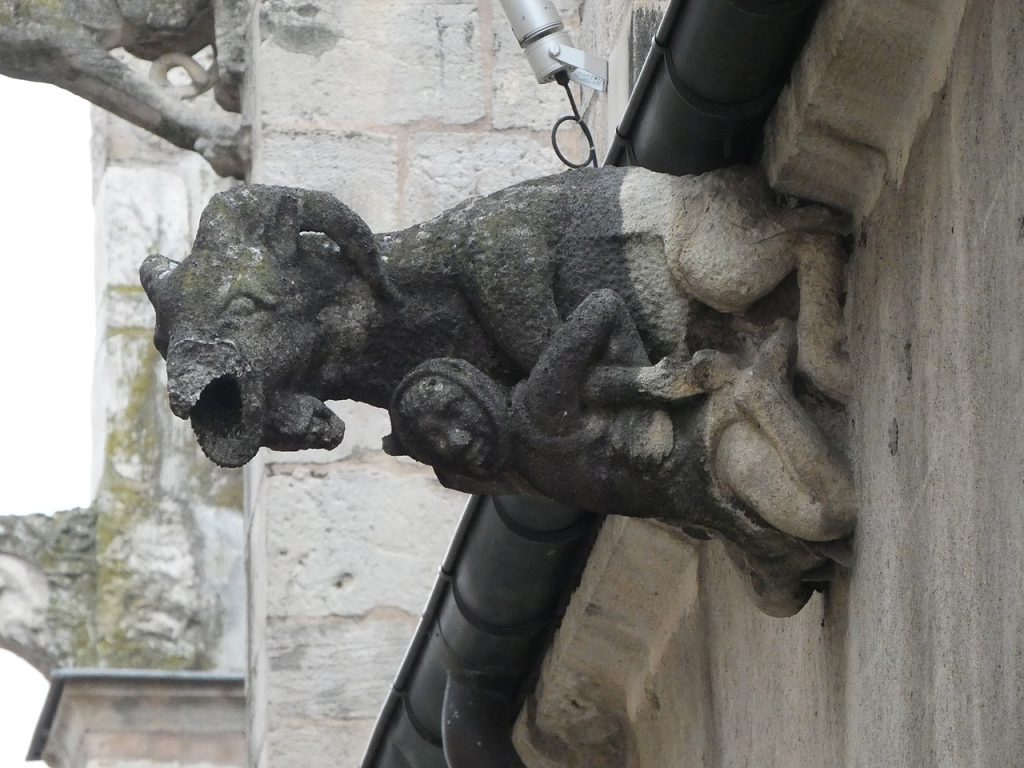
[251,129,400,232]
[259,465,465,618]
[266,614,416,721]
[405,132,562,222]
[265,719,376,768]
[254,0,485,129]
[764,0,969,216]
[36,673,244,768]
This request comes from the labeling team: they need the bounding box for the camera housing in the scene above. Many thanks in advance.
[498,0,608,91]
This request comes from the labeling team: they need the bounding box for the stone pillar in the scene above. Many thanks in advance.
[90,111,246,673]
[0,112,246,678]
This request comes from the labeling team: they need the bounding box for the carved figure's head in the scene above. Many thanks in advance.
[140,184,393,467]
[384,359,512,478]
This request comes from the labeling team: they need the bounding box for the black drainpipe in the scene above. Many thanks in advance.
[361,495,596,768]
[360,1,821,765]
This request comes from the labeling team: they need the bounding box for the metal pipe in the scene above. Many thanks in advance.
[442,675,527,768]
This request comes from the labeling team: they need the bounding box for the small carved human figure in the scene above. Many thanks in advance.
[0,0,247,176]
[383,290,852,616]
[140,165,856,613]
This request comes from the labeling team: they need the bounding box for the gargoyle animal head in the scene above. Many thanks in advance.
[140,185,393,467]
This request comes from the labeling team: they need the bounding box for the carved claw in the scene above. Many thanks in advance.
[149,53,217,99]
[584,350,738,405]
[194,125,250,180]
[264,394,346,453]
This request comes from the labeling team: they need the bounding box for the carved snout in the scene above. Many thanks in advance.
[140,254,178,304]
[164,338,347,467]
[165,338,267,467]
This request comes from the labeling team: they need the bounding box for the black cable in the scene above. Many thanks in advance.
[551,71,598,169]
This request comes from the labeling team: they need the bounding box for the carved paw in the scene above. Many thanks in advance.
[195,127,250,179]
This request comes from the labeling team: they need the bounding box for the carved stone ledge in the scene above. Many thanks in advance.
[764,0,969,216]
[31,670,244,768]
[513,516,848,768]
[512,517,707,768]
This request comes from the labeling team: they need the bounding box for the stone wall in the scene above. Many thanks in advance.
[517,1,1024,766]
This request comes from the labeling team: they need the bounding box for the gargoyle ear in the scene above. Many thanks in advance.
[297,190,395,300]
[265,193,302,257]
[381,433,407,457]
[140,254,178,305]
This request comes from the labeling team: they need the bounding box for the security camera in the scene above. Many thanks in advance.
[498,0,608,92]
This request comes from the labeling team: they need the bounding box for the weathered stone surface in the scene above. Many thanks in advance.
[764,0,970,216]
[247,431,464,768]
[515,517,704,768]
[264,720,376,768]
[37,673,245,768]
[143,165,853,613]
[260,401,392,465]
[7,121,249,677]
[253,0,486,129]
[266,612,418,720]
[251,129,400,231]
[843,1,1024,760]
[0,509,97,672]
[261,465,464,618]
[516,519,846,768]
[405,132,563,221]
[521,1,1024,765]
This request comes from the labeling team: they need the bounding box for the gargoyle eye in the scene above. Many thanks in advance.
[225,295,258,317]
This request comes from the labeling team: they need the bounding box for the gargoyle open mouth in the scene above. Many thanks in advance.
[165,338,345,467]
[189,372,266,467]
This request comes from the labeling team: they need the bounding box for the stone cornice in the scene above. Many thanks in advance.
[765,0,970,217]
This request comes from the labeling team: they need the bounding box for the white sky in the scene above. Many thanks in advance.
[0,74,95,766]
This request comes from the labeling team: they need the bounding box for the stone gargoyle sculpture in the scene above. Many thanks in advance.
[1,0,248,177]
[140,165,855,615]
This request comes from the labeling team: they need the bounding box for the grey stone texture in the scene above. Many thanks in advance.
[245,426,466,768]
[0,510,97,672]
[143,166,856,613]
[249,0,574,230]
[765,0,970,217]
[91,113,245,674]
[520,1,1024,765]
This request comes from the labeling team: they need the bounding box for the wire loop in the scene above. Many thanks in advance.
[551,74,598,169]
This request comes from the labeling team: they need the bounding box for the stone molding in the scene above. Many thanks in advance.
[31,669,245,768]
[764,0,969,217]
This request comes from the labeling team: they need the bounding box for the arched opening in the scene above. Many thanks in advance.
[0,649,48,766]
